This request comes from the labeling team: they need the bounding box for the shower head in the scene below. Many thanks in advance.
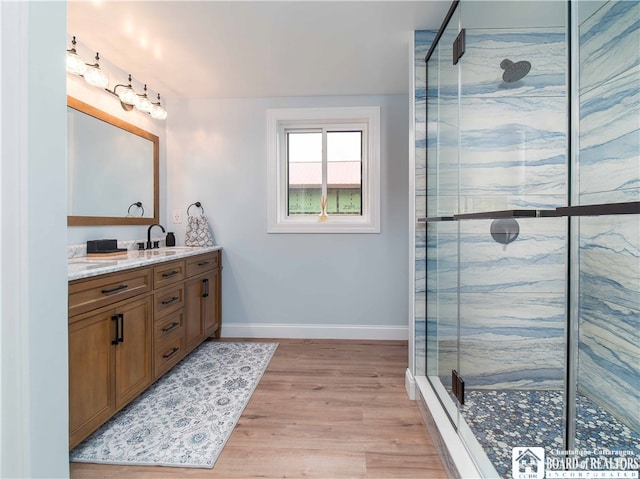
[500,59,531,83]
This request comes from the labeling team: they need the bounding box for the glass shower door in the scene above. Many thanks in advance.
[425,5,461,424]
[454,1,568,477]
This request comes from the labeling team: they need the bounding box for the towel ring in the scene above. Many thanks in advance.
[187,201,204,216]
[127,201,144,217]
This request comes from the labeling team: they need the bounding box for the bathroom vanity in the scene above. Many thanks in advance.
[67,246,222,449]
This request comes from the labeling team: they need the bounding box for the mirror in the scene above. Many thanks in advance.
[67,96,159,226]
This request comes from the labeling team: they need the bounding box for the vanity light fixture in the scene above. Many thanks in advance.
[107,76,167,119]
[65,35,167,120]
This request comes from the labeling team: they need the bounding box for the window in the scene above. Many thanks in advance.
[267,107,380,233]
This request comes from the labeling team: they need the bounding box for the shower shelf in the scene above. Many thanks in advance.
[556,201,639,217]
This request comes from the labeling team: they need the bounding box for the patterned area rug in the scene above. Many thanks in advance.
[70,341,277,468]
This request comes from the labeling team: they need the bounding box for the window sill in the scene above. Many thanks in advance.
[267,216,380,234]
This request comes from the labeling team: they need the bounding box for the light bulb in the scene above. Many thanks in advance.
[83,53,108,88]
[136,95,153,113]
[84,66,108,88]
[66,50,86,76]
[150,94,167,120]
[117,75,138,105]
[66,36,87,76]
[118,86,138,106]
[135,85,153,113]
[150,104,167,120]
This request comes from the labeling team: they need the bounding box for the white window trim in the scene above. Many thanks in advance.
[267,106,380,234]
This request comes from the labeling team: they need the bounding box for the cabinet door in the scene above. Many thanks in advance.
[114,296,153,408]
[202,268,221,338]
[184,275,206,352]
[69,309,116,449]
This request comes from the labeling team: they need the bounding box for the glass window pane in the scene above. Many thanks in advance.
[287,132,322,215]
[327,131,362,215]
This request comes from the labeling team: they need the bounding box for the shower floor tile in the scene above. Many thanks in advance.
[459,389,640,478]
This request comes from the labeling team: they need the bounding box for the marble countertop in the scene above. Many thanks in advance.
[68,246,222,281]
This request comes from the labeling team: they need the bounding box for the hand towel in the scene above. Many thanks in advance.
[184,215,215,247]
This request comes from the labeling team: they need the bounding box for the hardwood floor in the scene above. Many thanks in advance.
[70,339,448,479]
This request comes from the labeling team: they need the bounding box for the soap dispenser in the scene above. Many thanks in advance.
[166,232,176,247]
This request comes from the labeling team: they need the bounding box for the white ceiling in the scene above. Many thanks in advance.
[67,1,450,101]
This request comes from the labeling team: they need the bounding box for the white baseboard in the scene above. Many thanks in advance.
[405,368,416,400]
[221,323,408,340]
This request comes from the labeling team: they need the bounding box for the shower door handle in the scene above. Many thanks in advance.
[452,369,465,405]
[453,29,466,65]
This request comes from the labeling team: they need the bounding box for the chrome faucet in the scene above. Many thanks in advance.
[147,223,165,249]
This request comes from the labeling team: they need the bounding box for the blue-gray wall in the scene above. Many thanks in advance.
[167,95,410,338]
[2,2,69,476]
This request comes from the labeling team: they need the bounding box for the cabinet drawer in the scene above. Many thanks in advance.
[154,285,184,318]
[154,333,185,378]
[186,252,219,277]
[69,268,151,317]
[154,310,184,343]
[153,260,186,289]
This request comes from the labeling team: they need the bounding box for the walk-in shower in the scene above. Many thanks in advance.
[413,1,639,477]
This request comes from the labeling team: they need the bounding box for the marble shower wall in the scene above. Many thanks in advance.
[457,28,567,212]
[576,1,640,431]
[418,26,568,388]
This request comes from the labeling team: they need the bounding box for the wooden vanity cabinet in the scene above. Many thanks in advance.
[68,250,221,449]
[184,252,221,352]
[68,269,153,449]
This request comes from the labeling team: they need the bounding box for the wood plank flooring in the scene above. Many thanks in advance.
[70,339,448,479]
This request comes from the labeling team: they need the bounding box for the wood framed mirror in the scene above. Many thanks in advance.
[67,96,159,226]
